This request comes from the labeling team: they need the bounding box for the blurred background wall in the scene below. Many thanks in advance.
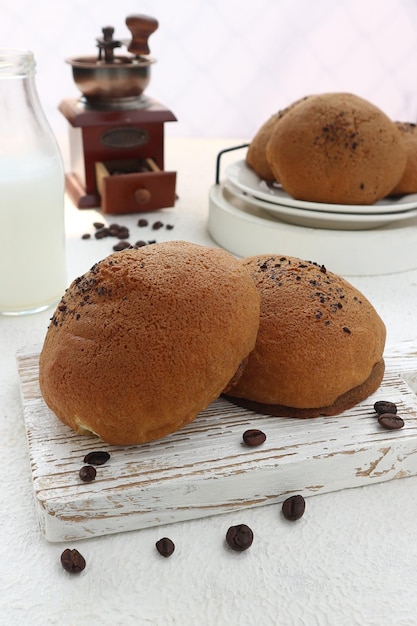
[1,0,417,140]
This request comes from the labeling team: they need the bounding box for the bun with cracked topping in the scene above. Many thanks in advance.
[246,112,280,181]
[246,96,311,182]
[390,121,417,195]
[265,92,406,205]
[224,254,386,417]
[39,241,260,445]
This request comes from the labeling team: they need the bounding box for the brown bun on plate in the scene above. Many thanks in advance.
[246,113,280,181]
[224,254,386,417]
[39,241,260,445]
[246,96,310,181]
[390,122,417,195]
[266,92,406,205]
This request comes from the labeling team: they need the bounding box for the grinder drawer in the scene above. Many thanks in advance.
[95,158,176,215]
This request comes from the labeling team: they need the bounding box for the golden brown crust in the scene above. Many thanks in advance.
[39,241,260,445]
[246,113,279,181]
[246,97,311,181]
[265,92,406,205]
[390,122,417,195]
[223,254,386,412]
[225,359,385,417]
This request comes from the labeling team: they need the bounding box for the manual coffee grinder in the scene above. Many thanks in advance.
[59,14,177,215]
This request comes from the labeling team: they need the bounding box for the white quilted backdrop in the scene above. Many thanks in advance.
[1,0,417,140]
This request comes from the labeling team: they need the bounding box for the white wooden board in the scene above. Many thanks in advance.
[17,341,417,543]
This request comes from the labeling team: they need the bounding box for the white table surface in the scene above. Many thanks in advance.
[2,138,417,626]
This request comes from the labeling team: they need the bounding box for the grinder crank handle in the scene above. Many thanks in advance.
[126,14,159,56]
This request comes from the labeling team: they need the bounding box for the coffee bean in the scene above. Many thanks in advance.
[93,222,105,230]
[374,400,397,415]
[107,224,130,239]
[95,228,110,239]
[226,524,254,551]
[81,233,91,240]
[242,429,266,447]
[378,413,404,430]
[156,537,175,557]
[134,240,147,247]
[113,241,131,251]
[152,220,164,230]
[137,218,148,227]
[282,495,305,521]
[83,451,110,466]
[79,465,97,482]
[61,548,86,573]
[116,228,130,240]
[108,224,120,236]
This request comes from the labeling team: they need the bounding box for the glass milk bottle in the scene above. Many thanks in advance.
[0,49,67,315]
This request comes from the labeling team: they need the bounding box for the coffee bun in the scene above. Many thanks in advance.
[246,97,310,181]
[39,241,260,445]
[246,113,280,181]
[266,92,406,205]
[390,122,417,195]
[224,255,386,417]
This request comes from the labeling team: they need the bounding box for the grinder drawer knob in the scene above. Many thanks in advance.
[134,188,151,205]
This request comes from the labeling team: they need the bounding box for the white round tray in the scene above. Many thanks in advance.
[208,183,417,276]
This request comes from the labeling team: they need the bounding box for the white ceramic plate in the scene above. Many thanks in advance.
[225,160,417,215]
[223,181,417,230]
[208,184,417,275]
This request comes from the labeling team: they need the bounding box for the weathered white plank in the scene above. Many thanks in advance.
[17,341,417,542]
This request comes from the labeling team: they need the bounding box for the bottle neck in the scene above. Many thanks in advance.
[0,49,62,166]
[0,49,36,78]
[0,49,39,130]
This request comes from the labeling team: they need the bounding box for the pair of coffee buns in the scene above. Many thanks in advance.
[247,92,408,204]
[39,243,386,444]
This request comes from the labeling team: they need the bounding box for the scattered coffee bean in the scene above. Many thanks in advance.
[110,224,130,239]
[79,465,97,482]
[226,524,254,552]
[378,413,404,430]
[374,400,397,415]
[92,222,132,241]
[83,451,110,466]
[242,429,266,447]
[85,218,177,254]
[156,537,175,557]
[282,495,305,521]
[107,224,129,239]
[60,548,86,573]
[113,241,131,251]
[108,224,120,236]
[95,227,110,239]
